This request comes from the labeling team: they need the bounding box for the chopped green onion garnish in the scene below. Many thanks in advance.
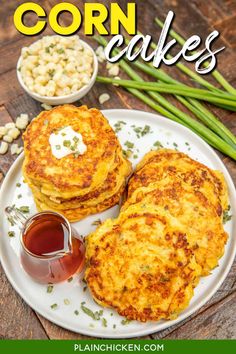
[7,217,15,227]
[121,318,131,325]
[223,205,232,224]
[47,285,53,293]
[153,141,163,148]
[123,149,132,158]
[17,206,29,213]
[124,141,134,149]
[102,318,107,327]
[50,303,58,310]
[80,304,103,321]
[141,125,151,136]
[81,305,96,319]
[73,136,79,143]
[63,140,71,147]
[92,219,102,226]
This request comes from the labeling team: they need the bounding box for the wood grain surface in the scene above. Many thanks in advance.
[0,0,236,340]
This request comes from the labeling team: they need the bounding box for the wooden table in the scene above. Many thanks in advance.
[1,0,236,340]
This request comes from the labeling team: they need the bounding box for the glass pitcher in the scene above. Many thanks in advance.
[5,206,85,284]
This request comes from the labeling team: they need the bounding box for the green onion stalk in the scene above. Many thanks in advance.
[129,59,236,147]
[96,77,236,108]
[94,36,236,160]
[122,36,236,147]
[136,31,236,112]
[137,30,223,94]
[155,18,236,95]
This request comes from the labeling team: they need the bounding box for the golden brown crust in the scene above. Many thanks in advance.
[122,178,228,275]
[23,105,122,196]
[85,206,201,321]
[128,149,228,214]
[23,104,132,222]
[35,182,125,223]
[124,149,229,275]
[85,149,229,321]
[24,152,130,210]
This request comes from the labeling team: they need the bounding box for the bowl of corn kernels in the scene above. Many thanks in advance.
[17,35,98,105]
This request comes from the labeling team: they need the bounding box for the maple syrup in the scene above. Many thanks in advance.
[20,212,85,283]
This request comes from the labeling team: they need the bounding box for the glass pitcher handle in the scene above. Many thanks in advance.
[5,205,27,230]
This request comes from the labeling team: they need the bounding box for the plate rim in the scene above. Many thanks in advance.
[0,108,236,338]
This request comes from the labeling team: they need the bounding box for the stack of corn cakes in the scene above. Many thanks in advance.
[23,105,132,222]
[85,149,229,322]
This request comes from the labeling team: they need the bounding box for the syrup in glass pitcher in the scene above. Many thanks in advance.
[5,206,85,283]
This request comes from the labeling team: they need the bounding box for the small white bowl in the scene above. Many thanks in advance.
[16,39,98,105]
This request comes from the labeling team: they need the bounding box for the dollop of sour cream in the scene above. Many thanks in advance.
[49,126,87,159]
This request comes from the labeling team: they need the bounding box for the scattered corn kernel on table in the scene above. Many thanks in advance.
[1,0,236,340]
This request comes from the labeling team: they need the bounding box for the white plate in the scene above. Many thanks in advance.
[0,109,235,338]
